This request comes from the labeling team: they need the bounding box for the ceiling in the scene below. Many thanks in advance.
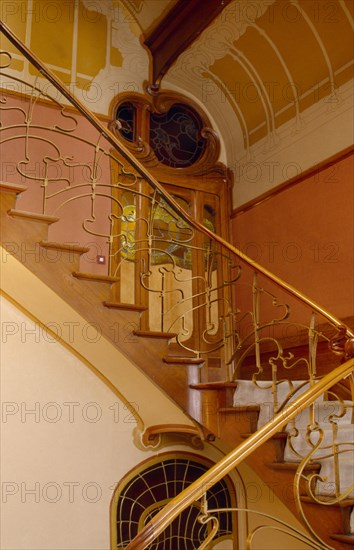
[124,0,352,204]
[2,0,353,207]
[146,0,353,147]
[122,0,178,36]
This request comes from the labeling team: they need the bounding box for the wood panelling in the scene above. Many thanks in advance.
[144,0,232,84]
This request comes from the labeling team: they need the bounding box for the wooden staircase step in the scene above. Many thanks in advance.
[7,209,59,224]
[103,301,147,312]
[163,356,205,365]
[219,405,260,413]
[301,496,354,507]
[266,461,322,497]
[218,405,261,433]
[241,432,288,439]
[330,534,354,545]
[266,461,321,472]
[133,330,178,339]
[72,272,120,283]
[190,381,238,390]
[40,241,90,254]
[0,182,28,194]
[241,431,288,462]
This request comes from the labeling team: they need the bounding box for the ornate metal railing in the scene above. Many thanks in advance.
[1,21,354,549]
[124,359,354,549]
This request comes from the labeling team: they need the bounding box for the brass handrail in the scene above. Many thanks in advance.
[1,20,353,340]
[2,21,354,550]
[126,358,354,549]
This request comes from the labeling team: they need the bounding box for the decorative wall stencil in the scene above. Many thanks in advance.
[121,0,177,32]
[164,0,354,206]
[0,0,149,114]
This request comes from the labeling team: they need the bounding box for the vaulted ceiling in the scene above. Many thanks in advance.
[2,0,353,207]
[131,0,354,206]
[132,0,353,145]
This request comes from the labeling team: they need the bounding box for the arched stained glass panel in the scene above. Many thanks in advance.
[116,457,234,549]
[149,104,205,168]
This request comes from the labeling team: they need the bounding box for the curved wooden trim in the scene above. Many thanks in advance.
[108,88,227,179]
[141,424,205,448]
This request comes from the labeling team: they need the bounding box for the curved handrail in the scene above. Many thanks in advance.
[2,21,354,550]
[1,20,353,340]
[125,358,354,549]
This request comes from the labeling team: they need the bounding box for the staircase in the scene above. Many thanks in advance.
[190,378,354,548]
[0,184,200,415]
[1,21,354,550]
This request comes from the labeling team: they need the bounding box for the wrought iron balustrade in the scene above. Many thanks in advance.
[1,21,354,549]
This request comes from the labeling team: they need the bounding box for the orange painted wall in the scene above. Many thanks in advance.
[231,151,354,321]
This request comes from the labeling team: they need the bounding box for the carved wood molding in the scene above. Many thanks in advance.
[144,0,233,85]
[140,423,208,450]
[108,88,232,184]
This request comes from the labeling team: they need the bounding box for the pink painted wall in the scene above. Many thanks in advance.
[231,152,354,322]
[1,93,114,275]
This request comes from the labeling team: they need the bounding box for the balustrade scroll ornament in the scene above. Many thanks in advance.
[1,21,354,550]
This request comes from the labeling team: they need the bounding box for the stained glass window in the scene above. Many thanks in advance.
[149,104,205,167]
[116,456,234,548]
[115,101,206,168]
[116,102,136,142]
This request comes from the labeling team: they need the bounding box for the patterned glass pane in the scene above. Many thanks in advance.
[149,104,205,167]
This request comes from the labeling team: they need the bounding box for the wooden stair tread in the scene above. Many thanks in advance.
[301,495,354,507]
[241,431,288,439]
[103,301,147,312]
[133,330,178,339]
[163,356,205,365]
[190,381,238,390]
[7,209,59,224]
[40,241,90,254]
[72,272,119,283]
[266,461,321,472]
[0,182,28,194]
[219,405,260,413]
[330,534,354,545]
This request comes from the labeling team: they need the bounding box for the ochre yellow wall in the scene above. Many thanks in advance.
[0,0,149,114]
